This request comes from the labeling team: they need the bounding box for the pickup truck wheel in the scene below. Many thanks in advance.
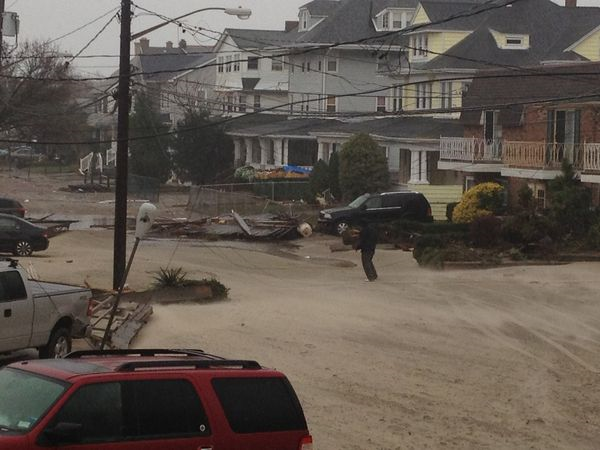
[335,221,350,235]
[39,327,71,359]
[14,240,33,256]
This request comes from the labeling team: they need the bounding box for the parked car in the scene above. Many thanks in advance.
[0,260,91,358]
[319,191,433,235]
[0,213,49,256]
[0,349,313,450]
[10,147,46,167]
[0,198,26,218]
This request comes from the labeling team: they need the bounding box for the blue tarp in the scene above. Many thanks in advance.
[283,165,312,174]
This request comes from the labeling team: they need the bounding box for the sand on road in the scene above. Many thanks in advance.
[14,229,600,450]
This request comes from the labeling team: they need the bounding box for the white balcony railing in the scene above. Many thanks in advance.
[440,137,502,162]
[503,142,583,169]
[583,143,600,172]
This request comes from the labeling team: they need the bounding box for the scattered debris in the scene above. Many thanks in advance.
[150,211,311,240]
[87,294,153,349]
[61,184,112,193]
[28,217,79,237]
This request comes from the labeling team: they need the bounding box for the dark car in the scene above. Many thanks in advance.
[0,213,49,256]
[0,349,313,450]
[319,191,433,234]
[0,198,26,218]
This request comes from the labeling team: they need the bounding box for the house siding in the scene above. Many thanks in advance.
[572,29,600,61]
[411,4,430,25]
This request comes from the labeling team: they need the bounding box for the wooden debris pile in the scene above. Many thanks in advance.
[88,294,153,349]
[150,212,311,240]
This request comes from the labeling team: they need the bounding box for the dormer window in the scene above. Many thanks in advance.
[299,10,309,31]
[506,36,523,46]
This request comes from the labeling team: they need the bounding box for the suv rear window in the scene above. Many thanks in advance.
[212,377,306,433]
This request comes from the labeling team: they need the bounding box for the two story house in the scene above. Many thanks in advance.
[440,61,600,208]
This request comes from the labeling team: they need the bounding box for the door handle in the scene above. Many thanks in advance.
[198,447,212,450]
[3,309,11,318]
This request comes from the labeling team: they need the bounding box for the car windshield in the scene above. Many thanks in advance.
[0,368,67,433]
[348,194,370,208]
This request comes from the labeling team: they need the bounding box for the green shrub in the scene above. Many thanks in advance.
[500,213,555,245]
[469,215,502,248]
[586,222,600,250]
[309,159,330,201]
[186,278,230,299]
[446,202,458,222]
[153,267,187,287]
[453,182,504,223]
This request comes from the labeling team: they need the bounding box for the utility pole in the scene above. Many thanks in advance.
[113,0,132,290]
[0,0,5,66]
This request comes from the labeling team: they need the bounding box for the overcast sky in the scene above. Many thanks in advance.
[6,0,600,76]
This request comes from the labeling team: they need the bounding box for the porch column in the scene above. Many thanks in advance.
[408,150,421,184]
[259,138,270,167]
[283,139,289,165]
[419,151,429,184]
[233,139,243,167]
[274,139,283,166]
[244,138,253,165]
[317,141,326,161]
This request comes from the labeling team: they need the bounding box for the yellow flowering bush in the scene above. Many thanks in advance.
[452,182,504,224]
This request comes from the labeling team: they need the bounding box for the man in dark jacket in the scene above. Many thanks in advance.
[356,221,378,281]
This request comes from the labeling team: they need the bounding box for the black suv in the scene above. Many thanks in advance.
[319,191,433,235]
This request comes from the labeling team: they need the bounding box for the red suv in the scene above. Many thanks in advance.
[0,349,313,450]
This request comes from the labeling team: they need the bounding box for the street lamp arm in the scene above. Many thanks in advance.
[131,7,251,41]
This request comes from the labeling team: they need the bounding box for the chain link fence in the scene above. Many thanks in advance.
[187,181,319,218]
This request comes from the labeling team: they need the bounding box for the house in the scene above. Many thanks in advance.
[131,38,216,125]
[212,27,297,116]
[439,61,600,207]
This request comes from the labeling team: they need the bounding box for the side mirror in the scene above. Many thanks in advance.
[41,422,83,445]
[135,202,158,239]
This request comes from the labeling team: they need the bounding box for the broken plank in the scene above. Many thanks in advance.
[231,210,253,236]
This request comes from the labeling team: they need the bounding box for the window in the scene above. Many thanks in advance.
[484,110,500,142]
[212,377,307,433]
[416,82,432,109]
[365,196,382,209]
[376,96,387,112]
[227,94,233,112]
[382,12,390,29]
[504,35,527,48]
[253,94,261,110]
[411,34,428,57]
[0,271,27,301]
[326,95,336,113]
[506,37,522,46]
[441,81,453,110]
[247,56,259,70]
[46,380,211,445]
[327,58,337,72]
[225,55,232,73]
[238,95,247,113]
[301,62,305,72]
[306,61,311,72]
[390,87,402,112]
[233,54,240,72]
[536,188,546,209]
[217,56,224,73]
[299,10,309,31]
[271,57,283,71]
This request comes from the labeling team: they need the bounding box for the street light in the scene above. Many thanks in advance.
[113,3,252,289]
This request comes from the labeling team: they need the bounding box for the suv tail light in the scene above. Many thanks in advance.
[18,208,26,217]
[427,206,432,217]
[299,435,313,450]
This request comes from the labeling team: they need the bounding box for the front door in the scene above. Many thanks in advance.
[0,271,32,353]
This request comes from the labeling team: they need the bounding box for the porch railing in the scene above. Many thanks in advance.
[503,142,583,169]
[439,137,502,162]
[583,143,600,172]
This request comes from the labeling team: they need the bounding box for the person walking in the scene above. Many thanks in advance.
[355,220,378,281]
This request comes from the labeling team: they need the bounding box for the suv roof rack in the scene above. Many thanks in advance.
[65,349,211,359]
[116,359,262,372]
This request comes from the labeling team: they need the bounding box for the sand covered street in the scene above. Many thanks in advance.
[18,228,600,450]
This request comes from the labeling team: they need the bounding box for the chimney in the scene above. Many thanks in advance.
[166,41,174,50]
[285,20,299,32]
[137,37,150,54]
[565,0,577,6]
[179,39,187,50]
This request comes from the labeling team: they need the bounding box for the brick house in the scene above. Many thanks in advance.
[439,62,600,207]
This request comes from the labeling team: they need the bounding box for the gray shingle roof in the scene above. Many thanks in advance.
[228,116,463,140]
[225,29,298,49]
[421,0,600,70]
[300,0,344,16]
[461,62,600,127]
[133,51,214,83]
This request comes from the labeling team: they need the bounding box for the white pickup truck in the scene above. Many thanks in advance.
[0,261,91,358]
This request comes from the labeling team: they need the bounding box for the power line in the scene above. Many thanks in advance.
[48,7,120,44]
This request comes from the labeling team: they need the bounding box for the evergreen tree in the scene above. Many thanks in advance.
[128,91,172,183]
[328,150,341,200]
[171,109,234,184]
[339,133,390,200]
